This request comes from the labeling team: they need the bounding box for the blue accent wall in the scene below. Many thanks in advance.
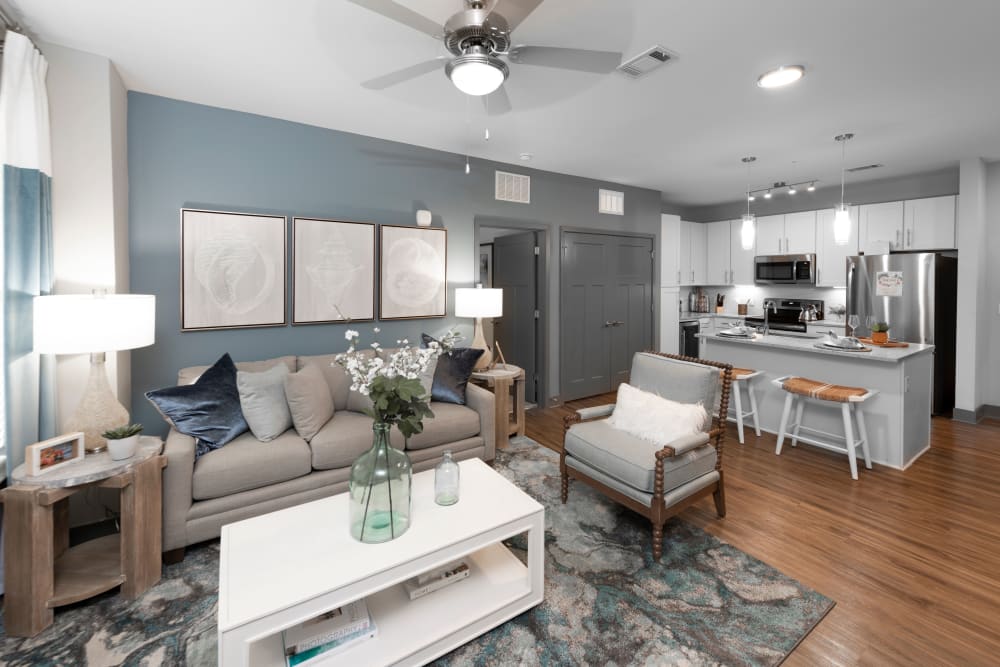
[128,93,662,433]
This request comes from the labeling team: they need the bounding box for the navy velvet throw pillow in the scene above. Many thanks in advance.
[145,353,249,458]
[422,334,482,405]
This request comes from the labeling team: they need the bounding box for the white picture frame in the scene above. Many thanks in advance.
[181,209,287,331]
[292,218,376,324]
[25,432,86,476]
[379,225,448,320]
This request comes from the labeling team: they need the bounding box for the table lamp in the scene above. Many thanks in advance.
[455,286,503,371]
[34,292,156,453]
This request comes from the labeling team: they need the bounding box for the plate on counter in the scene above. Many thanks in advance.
[814,342,872,353]
[717,326,755,339]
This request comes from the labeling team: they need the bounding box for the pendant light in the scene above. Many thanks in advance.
[741,156,756,250]
[833,133,854,245]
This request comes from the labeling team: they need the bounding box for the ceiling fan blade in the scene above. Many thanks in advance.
[507,46,622,73]
[482,85,512,116]
[347,0,442,39]
[488,0,544,31]
[361,58,445,90]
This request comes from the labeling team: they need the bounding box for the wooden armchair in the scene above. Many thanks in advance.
[561,352,733,561]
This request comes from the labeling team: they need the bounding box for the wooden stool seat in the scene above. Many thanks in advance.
[781,376,869,403]
[773,375,876,480]
[721,369,762,444]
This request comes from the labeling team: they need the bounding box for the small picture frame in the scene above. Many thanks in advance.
[25,432,86,476]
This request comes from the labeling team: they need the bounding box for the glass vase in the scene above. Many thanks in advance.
[349,422,412,543]
[435,450,460,506]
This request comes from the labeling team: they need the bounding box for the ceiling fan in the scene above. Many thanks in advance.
[348,0,622,113]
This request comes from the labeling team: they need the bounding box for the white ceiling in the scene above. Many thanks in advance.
[12,0,1000,206]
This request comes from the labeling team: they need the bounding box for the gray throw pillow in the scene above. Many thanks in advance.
[284,364,335,442]
[237,365,293,442]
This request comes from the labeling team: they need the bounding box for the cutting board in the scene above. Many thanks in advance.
[857,337,910,348]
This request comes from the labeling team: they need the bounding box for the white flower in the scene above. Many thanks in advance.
[345,330,359,341]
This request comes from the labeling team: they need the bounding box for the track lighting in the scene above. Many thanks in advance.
[745,178,818,201]
[788,186,797,195]
[807,182,816,192]
[763,190,772,199]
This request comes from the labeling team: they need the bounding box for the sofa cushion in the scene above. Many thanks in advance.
[192,429,312,500]
[421,335,481,405]
[309,411,378,470]
[284,364,335,442]
[178,355,297,386]
[564,419,717,493]
[146,353,248,458]
[389,402,481,451]
[237,365,293,442]
[297,350,375,412]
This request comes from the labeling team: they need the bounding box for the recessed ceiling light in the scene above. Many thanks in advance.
[757,65,805,89]
[519,153,533,161]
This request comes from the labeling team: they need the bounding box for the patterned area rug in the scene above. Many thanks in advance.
[0,437,832,666]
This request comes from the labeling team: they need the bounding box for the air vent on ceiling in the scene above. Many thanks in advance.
[599,189,625,215]
[495,170,530,204]
[617,45,676,79]
[846,163,883,173]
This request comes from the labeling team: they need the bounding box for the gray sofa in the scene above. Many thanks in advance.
[161,353,495,558]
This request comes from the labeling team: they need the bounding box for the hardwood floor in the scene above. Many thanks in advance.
[525,396,1000,666]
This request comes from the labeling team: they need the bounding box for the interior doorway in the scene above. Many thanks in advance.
[478,225,546,405]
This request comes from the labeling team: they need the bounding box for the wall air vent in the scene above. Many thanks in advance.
[495,170,530,204]
[599,189,625,215]
[617,45,676,79]
[846,163,883,173]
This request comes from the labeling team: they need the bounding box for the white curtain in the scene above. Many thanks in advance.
[0,30,55,595]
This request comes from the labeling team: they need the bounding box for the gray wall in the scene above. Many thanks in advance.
[670,167,960,222]
[128,93,662,432]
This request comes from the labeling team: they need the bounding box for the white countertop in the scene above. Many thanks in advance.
[679,311,845,326]
[698,331,933,363]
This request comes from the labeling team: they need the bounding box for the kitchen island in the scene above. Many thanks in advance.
[699,332,934,469]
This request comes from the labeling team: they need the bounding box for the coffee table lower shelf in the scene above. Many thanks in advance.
[247,542,533,666]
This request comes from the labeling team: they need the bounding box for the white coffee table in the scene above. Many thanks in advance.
[218,458,545,666]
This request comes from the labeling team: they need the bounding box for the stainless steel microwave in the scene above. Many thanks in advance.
[754,254,816,285]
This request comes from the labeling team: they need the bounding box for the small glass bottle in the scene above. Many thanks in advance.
[435,450,460,506]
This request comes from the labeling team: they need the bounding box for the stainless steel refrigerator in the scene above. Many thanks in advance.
[846,253,957,415]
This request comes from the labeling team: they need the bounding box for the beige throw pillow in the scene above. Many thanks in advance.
[237,365,293,442]
[607,382,708,444]
[284,364,335,442]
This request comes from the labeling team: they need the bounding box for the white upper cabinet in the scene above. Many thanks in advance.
[783,211,817,254]
[860,200,904,252]
[816,206,859,287]
[660,214,682,286]
[729,219,756,285]
[678,219,693,285]
[705,220,732,285]
[754,213,816,255]
[904,195,956,250]
[689,222,707,285]
[755,215,785,255]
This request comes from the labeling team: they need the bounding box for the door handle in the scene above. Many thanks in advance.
[605,320,624,327]
[785,237,789,253]
[895,230,901,247]
[677,270,681,284]
[906,229,912,247]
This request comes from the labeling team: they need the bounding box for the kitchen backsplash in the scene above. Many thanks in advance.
[678,285,847,321]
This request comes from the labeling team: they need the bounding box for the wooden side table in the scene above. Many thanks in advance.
[1,436,166,637]
[470,365,526,450]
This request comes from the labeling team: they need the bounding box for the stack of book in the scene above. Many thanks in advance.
[403,559,470,600]
[282,599,376,666]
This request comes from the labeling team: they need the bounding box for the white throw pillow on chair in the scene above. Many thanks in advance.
[607,382,708,445]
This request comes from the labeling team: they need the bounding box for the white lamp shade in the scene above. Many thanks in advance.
[34,294,156,354]
[740,213,756,250]
[833,205,852,245]
[455,288,503,318]
[449,60,505,96]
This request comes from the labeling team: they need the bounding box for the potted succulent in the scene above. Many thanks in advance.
[102,423,143,460]
[870,321,891,345]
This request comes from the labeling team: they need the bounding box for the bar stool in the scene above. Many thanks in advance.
[772,376,876,480]
[728,368,762,444]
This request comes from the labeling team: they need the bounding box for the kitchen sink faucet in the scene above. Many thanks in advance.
[763,300,778,336]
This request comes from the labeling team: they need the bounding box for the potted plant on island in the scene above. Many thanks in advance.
[870,321,891,345]
[101,423,143,460]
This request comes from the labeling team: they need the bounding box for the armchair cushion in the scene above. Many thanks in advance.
[564,419,715,493]
[606,382,708,444]
[629,352,719,416]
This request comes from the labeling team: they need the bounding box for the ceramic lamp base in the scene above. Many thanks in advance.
[470,318,492,371]
[65,353,129,453]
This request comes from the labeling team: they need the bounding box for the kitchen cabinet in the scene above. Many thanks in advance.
[860,201,904,252]
[904,195,956,250]
[729,219,756,284]
[660,216,707,286]
[755,212,816,255]
[705,220,732,285]
[783,211,817,254]
[816,206,859,287]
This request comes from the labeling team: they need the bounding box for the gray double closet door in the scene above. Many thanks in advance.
[560,232,654,402]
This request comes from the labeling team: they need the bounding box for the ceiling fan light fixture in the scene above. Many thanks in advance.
[757,65,805,89]
[446,51,508,96]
